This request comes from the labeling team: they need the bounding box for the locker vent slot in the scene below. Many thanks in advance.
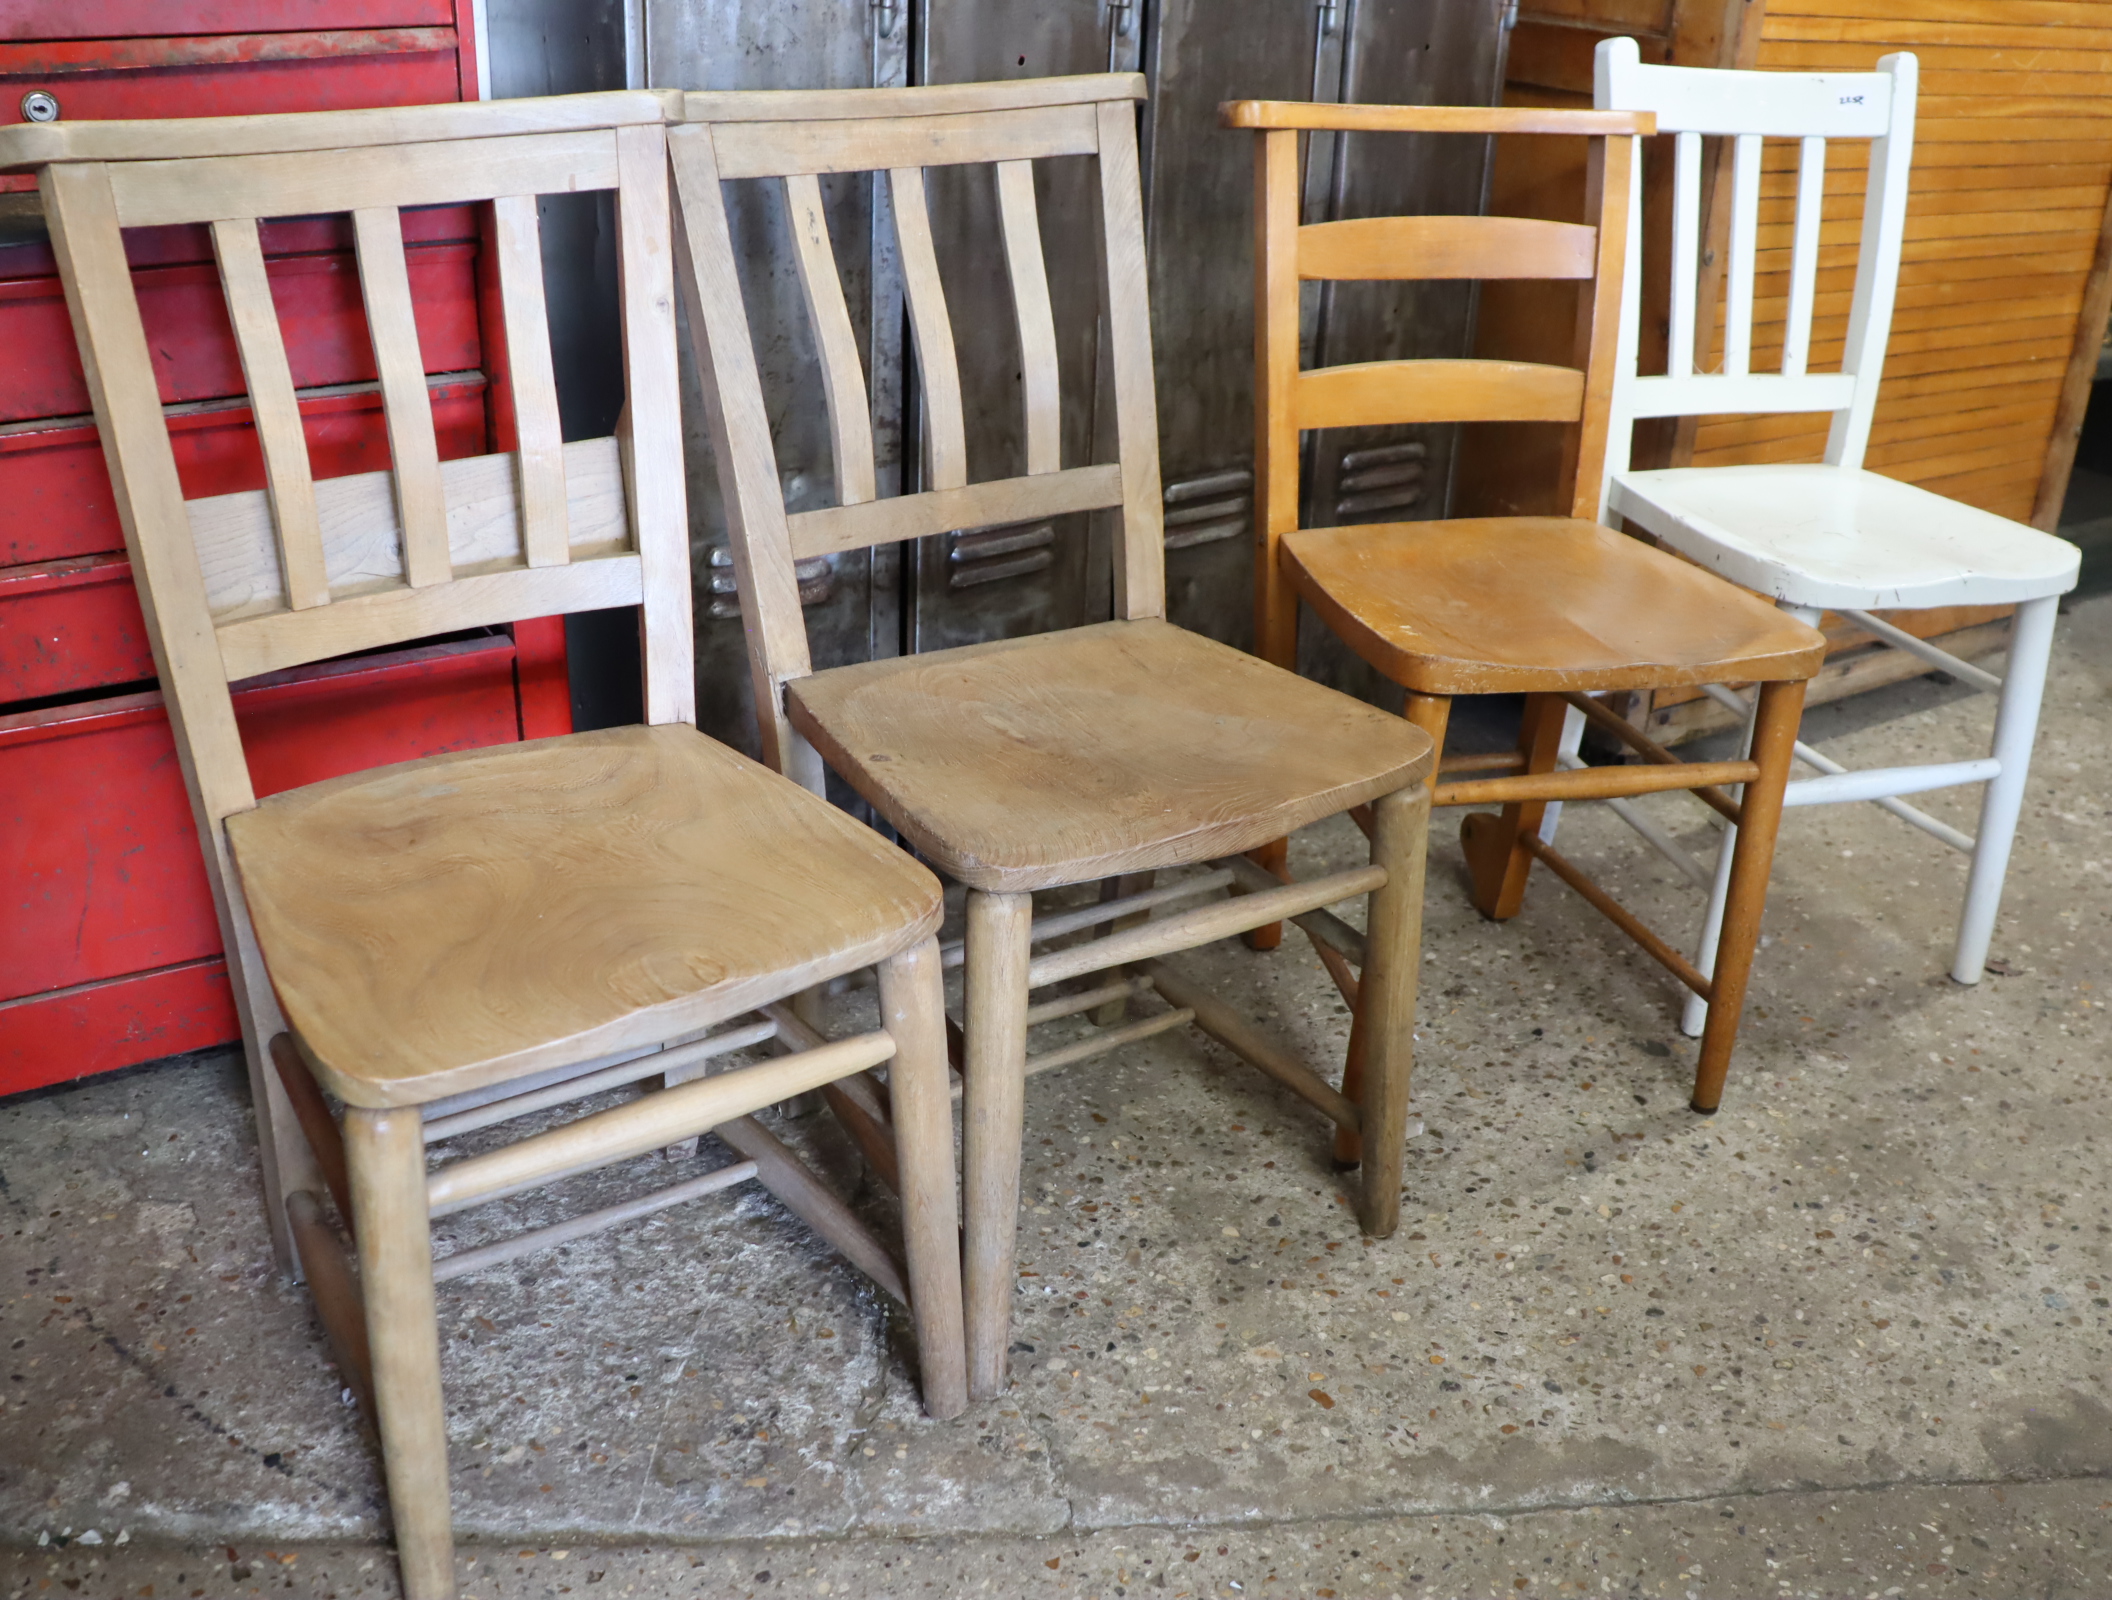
[1162,467,1251,552]
[705,546,834,619]
[1334,441,1425,520]
[947,521,1055,589]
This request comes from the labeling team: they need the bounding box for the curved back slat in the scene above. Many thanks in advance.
[783,172,878,507]
[1298,215,1598,283]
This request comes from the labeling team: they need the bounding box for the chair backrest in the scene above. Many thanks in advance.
[1226,100,1653,667]
[668,74,1160,789]
[1594,35,1918,493]
[14,91,691,857]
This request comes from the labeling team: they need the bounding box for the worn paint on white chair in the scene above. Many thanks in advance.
[1579,36,2080,1025]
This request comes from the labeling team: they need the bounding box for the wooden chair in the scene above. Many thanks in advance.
[1228,98,1831,1117]
[18,92,965,1600]
[1590,38,2081,1029]
[668,73,1436,1402]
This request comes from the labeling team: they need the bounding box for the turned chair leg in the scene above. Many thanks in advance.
[961,889,1033,1401]
[1241,838,1289,951]
[1463,691,1568,920]
[1355,783,1430,1238]
[879,939,970,1420]
[1692,678,1807,1113]
[344,1106,456,1600]
[1953,593,2060,984]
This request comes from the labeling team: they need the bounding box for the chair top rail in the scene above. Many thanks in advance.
[706,104,1100,182]
[1596,35,1894,138]
[0,89,669,171]
[679,72,1143,124]
[1223,101,1652,138]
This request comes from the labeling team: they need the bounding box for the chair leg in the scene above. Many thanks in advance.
[961,889,1033,1402]
[1692,678,1807,1114]
[1241,838,1289,951]
[1356,783,1430,1238]
[1952,594,2060,984]
[1680,687,1761,1039]
[878,938,970,1421]
[1463,692,1568,920]
[1533,702,1590,847]
[343,1106,455,1600]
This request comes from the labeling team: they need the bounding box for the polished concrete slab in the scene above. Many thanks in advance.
[3,593,2108,1598]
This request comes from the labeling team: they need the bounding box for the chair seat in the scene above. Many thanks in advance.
[1608,463,2082,611]
[226,724,941,1110]
[784,616,1433,894]
[1283,515,1828,697]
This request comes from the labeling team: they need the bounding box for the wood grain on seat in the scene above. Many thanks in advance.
[229,724,941,1109]
[1283,517,1829,697]
[786,617,1434,893]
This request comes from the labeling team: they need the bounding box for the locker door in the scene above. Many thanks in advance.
[907,0,1142,651]
[647,0,909,754]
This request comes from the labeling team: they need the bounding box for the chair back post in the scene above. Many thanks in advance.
[1592,36,1919,478]
[668,75,1158,787]
[1226,100,1653,553]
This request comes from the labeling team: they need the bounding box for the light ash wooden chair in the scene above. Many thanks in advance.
[669,73,1436,1401]
[1590,39,2081,1029]
[22,92,966,1600]
[1229,99,1831,1117]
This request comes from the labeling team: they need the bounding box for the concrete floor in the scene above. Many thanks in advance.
[4,594,2108,1600]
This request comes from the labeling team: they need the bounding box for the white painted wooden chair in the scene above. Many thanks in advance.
[14,92,967,1600]
[1584,37,2080,1030]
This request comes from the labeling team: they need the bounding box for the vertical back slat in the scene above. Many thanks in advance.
[1828,52,1918,470]
[1780,136,1826,378]
[1599,131,1647,514]
[211,218,330,611]
[1254,127,1302,665]
[994,159,1061,477]
[613,122,695,728]
[1722,133,1762,378]
[783,173,878,506]
[351,206,451,588]
[889,166,969,492]
[490,193,570,567]
[1094,99,1164,622]
[1667,131,1701,380]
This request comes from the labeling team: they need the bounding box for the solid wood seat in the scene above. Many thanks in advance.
[1284,515,1827,697]
[787,618,1432,893]
[231,724,942,1109]
[1608,464,2082,612]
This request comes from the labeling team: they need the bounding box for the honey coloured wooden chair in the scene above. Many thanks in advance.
[1227,99,1830,1117]
[1589,38,2081,1029]
[17,92,965,1600]
[669,74,1436,1402]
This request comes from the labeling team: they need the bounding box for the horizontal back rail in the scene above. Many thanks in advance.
[679,73,1142,125]
[1223,100,1652,138]
[1299,215,1598,282]
[1297,359,1585,431]
[788,464,1123,561]
[708,106,1097,182]
[1596,51,1893,138]
[106,129,620,229]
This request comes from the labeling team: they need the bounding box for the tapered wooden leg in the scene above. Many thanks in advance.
[1356,784,1429,1238]
[1402,692,1451,788]
[1692,678,1807,1114]
[878,939,970,1421]
[1241,839,1289,951]
[343,1106,455,1600]
[1463,692,1567,920]
[961,889,1033,1401]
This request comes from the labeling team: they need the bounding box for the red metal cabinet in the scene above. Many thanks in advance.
[0,2,578,1097]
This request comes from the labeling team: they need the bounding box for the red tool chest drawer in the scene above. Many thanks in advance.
[0,635,525,1095]
[0,2,582,1094]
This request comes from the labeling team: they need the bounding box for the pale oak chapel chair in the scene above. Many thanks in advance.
[18,92,967,1600]
[668,74,1436,1401]
[1589,38,2080,1031]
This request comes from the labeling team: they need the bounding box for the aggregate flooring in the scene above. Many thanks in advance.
[4,594,2108,1598]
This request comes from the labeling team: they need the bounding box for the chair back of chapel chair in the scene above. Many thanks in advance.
[1225,99,1654,670]
[1593,35,1918,501]
[668,74,1163,792]
[10,92,689,1260]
